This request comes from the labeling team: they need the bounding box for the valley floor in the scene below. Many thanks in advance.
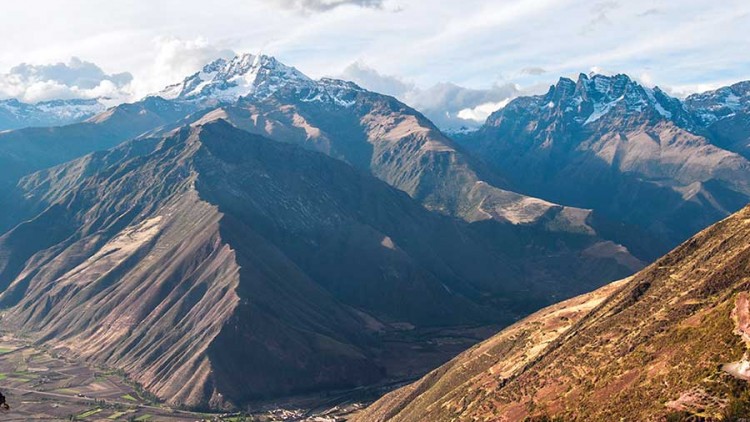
[0,333,209,421]
[0,324,500,421]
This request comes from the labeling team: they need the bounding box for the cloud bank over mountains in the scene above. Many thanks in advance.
[0,52,531,130]
[341,61,525,129]
[0,57,132,103]
[146,37,237,95]
[0,0,746,106]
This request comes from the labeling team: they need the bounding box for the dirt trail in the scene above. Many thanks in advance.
[723,292,750,380]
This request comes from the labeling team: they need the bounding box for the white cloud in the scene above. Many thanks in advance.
[269,0,387,13]
[340,61,523,129]
[662,81,741,98]
[457,99,512,122]
[131,37,237,97]
[521,67,547,76]
[0,57,132,103]
[341,61,412,97]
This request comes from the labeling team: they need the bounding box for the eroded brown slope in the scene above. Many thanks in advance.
[1,125,388,409]
[359,205,750,421]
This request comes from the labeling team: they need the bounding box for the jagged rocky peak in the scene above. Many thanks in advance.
[494,72,685,127]
[558,73,682,124]
[686,80,750,125]
[158,53,365,107]
[159,53,312,102]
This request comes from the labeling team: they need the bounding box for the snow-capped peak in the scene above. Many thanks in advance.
[685,81,750,126]
[536,73,685,125]
[156,53,368,109]
[159,53,314,103]
[0,98,107,131]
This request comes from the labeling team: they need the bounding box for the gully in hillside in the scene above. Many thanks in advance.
[0,390,9,410]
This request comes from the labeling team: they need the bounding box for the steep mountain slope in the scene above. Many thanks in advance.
[686,80,750,159]
[0,56,638,271]
[2,120,615,410]
[459,73,750,258]
[0,98,107,131]
[358,205,750,421]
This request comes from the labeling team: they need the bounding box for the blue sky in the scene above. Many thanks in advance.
[0,0,748,123]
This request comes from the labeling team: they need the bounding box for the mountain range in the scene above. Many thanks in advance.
[0,53,749,414]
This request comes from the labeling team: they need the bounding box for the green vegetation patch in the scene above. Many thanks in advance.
[108,410,129,419]
[14,370,37,378]
[0,347,13,354]
[134,415,153,421]
[77,408,102,418]
[121,393,138,402]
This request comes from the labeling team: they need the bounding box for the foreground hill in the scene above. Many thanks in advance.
[358,204,750,421]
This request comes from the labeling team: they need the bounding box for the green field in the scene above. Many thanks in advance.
[121,393,137,402]
[78,408,102,418]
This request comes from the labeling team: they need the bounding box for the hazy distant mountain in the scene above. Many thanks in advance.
[0,98,106,131]
[457,73,750,258]
[358,204,750,421]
